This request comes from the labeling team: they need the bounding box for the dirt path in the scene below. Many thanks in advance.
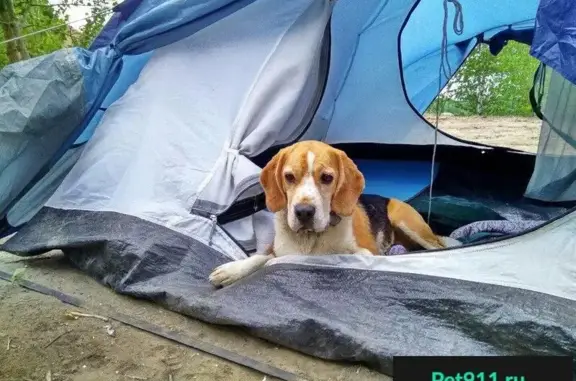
[0,283,266,381]
[0,251,385,381]
[424,115,541,152]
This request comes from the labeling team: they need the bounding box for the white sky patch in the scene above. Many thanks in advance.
[48,0,115,29]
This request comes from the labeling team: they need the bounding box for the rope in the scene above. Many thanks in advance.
[0,7,114,46]
[427,0,464,223]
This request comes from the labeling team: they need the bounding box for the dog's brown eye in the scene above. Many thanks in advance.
[320,173,334,184]
[284,173,295,183]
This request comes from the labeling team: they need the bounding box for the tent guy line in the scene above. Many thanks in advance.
[0,8,114,46]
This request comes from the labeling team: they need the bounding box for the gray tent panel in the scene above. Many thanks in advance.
[525,66,576,202]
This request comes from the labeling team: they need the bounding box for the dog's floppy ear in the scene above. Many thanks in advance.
[331,149,364,216]
[260,148,288,212]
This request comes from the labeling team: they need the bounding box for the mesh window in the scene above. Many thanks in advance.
[525,65,576,202]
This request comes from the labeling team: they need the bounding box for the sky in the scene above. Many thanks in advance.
[48,0,114,28]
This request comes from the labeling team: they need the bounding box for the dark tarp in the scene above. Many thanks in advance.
[530,0,576,85]
[3,207,576,377]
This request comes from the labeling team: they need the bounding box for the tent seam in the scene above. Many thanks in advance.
[331,0,389,109]
[227,0,318,147]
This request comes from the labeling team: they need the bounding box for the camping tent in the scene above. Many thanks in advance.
[1,0,576,376]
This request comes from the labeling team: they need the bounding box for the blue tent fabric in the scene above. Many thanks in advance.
[74,47,120,110]
[356,160,439,201]
[3,0,576,378]
[403,39,477,113]
[486,27,534,56]
[89,0,144,51]
[0,47,117,222]
[313,0,460,145]
[401,0,539,112]
[530,0,576,86]
[0,0,319,231]
[0,45,147,230]
[114,0,258,55]
[0,0,553,250]
[0,49,84,217]
[6,147,84,227]
[74,52,152,145]
[309,0,538,146]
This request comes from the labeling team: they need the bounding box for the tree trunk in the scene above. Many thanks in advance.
[0,0,30,63]
[0,4,18,62]
[6,0,29,61]
[14,21,29,60]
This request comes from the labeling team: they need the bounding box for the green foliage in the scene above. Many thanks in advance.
[14,1,67,60]
[54,0,117,48]
[0,0,114,69]
[10,266,26,283]
[427,41,540,117]
[429,98,473,116]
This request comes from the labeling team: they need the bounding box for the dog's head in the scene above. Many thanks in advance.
[260,140,364,233]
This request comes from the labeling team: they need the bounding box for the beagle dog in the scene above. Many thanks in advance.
[209,140,448,287]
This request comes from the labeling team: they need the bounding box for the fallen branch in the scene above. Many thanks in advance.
[6,337,11,351]
[65,311,109,322]
[44,331,70,348]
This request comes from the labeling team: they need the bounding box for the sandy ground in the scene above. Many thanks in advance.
[0,117,542,381]
[424,115,541,153]
[0,251,385,381]
[1,281,263,381]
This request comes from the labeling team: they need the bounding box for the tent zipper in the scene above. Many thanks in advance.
[208,214,218,245]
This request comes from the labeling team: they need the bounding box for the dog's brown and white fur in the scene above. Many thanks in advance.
[209,140,451,287]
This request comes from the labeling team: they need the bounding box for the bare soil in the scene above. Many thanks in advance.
[0,283,262,381]
[0,251,384,381]
[0,117,542,381]
[424,115,541,152]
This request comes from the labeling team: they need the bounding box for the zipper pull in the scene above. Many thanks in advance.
[208,215,217,245]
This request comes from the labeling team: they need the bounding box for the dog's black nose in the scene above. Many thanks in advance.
[294,204,316,223]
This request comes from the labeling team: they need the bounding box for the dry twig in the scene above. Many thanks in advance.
[65,311,109,322]
[44,331,70,348]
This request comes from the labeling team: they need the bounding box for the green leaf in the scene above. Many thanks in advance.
[10,266,26,284]
[427,41,540,117]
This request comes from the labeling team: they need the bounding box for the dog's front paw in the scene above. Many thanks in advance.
[354,248,374,256]
[209,261,248,287]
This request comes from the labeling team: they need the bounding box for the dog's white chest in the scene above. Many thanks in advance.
[272,213,357,256]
